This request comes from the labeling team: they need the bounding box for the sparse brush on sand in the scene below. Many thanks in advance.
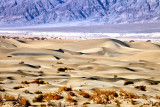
[78,91,90,98]
[124,80,134,85]
[135,85,146,91]
[21,79,48,85]
[13,85,24,90]
[33,92,63,102]
[0,86,5,92]
[34,90,43,94]
[0,38,160,106]
[58,86,72,92]
[0,94,31,106]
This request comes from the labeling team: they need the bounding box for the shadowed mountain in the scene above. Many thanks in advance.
[0,0,160,26]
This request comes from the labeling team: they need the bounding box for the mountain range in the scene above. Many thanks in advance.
[0,0,160,26]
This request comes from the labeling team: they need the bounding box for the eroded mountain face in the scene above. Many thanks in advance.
[0,0,160,26]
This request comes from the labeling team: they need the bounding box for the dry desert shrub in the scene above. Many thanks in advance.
[40,104,47,107]
[89,89,118,104]
[1,94,31,106]
[57,67,74,72]
[135,85,146,91]
[78,91,90,98]
[114,75,118,78]
[119,89,139,99]
[4,94,16,101]
[34,90,43,94]
[124,80,134,85]
[21,81,30,84]
[13,85,24,90]
[58,86,72,92]
[23,90,30,94]
[32,95,43,102]
[56,62,64,64]
[38,71,44,74]
[57,67,68,72]
[65,97,77,103]
[68,92,76,96]
[22,79,48,85]
[18,96,31,106]
[19,61,24,64]
[0,86,5,92]
[30,79,48,84]
[43,93,63,101]
[156,95,160,100]
[148,81,159,85]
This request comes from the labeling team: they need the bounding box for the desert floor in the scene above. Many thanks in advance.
[0,37,160,107]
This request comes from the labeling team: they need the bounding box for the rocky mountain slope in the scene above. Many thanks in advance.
[0,0,160,26]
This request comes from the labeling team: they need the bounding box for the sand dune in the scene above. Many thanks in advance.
[0,38,160,107]
[128,41,160,50]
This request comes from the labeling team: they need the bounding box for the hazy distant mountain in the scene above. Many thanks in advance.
[0,0,160,26]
